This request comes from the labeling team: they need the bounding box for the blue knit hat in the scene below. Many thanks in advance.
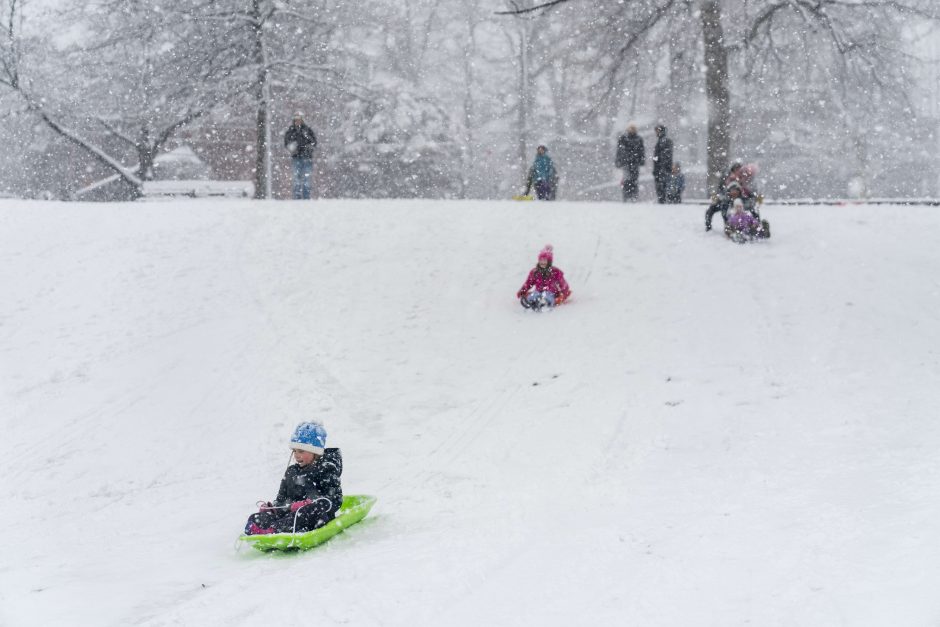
[290,421,327,455]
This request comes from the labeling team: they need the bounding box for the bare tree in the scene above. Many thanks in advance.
[0,0,144,194]
[170,0,334,198]
[0,0,251,198]
[499,0,940,191]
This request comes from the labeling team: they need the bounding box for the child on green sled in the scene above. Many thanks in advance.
[244,421,344,535]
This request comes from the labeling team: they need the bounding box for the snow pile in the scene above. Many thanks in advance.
[1,199,939,626]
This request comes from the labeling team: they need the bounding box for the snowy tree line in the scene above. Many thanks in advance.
[1,0,938,200]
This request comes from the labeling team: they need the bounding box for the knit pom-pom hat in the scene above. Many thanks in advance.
[537,244,554,264]
[290,421,327,455]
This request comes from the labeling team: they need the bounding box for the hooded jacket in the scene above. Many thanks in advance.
[615,132,645,170]
[517,266,571,300]
[273,447,343,510]
[284,122,318,159]
[652,130,673,179]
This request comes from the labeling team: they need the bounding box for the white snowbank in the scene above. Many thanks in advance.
[1,199,938,626]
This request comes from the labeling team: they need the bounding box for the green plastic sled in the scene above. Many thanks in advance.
[239,494,376,552]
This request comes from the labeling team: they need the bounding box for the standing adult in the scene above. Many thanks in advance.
[284,111,317,200]
[615,124,645,202]
[652,124,674,204]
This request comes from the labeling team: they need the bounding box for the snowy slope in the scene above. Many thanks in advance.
[1,199,938,627]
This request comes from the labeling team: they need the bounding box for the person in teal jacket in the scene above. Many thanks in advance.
[524,145,558,200]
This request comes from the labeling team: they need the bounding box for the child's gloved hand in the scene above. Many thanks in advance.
[290,499,314,513]
[516,289,526,299]
[257,501,276,514]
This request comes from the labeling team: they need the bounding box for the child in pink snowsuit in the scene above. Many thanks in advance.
[516,245,571,309]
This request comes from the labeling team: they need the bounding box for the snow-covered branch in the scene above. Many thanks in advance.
[31,100,142,188]
[495,0,570,15]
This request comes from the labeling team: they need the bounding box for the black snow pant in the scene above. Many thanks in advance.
[621,166,639,201]
[534,179,555,201]
[705,200,730,230]
[654,173,669,203]
[245,497,337,534]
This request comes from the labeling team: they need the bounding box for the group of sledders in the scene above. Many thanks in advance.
[705,162,771,243]
[245,227,764,542]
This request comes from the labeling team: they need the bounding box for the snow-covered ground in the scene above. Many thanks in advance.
[1,198,938,626]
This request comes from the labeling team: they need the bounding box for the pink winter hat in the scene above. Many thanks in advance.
[739,163,759,185]
[537,244,554,263]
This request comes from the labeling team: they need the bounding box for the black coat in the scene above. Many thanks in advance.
[615,133,645,170]
[284,123,318,159]
[652,134,673,179]
[273,448,343,509]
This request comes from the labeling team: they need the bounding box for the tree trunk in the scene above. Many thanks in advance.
[700,0,731,192]
[517,27,530,179]
[136,127,155,182]
[460,15,476,199]
[251,0,270,200]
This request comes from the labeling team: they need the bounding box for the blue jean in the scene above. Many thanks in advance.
[291,157,313,199]
[525,290,555,307]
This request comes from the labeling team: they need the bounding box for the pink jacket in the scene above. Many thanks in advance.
[517,266,571,300]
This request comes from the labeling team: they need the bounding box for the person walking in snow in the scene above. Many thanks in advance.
[524,145,558,200]
[516,245,571,310]
[284,111,318,200]
[652,124,674,204]
[244,421,343,536]
[615,124,645,202]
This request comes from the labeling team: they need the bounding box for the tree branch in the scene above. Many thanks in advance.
[495,0,570,16]
[30,100,142,188]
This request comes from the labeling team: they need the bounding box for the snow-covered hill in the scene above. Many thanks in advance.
[1,199,938,626]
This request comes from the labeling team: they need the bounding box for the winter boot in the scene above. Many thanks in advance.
[246,523,276,535]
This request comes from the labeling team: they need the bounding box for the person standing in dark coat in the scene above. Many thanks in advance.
[244,421,343,535]
[615,124,645,202]
[652,124,674,204]
[284,111,317,200]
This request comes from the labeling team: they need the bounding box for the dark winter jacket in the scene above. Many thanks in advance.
[273,448,343,511]
[284,123,318,159]
[615,133,645,170]
[666,172,685,203]
[652,133,673,180]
